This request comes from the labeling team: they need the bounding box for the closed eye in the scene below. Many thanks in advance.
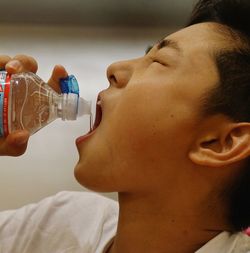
[146,49,169,67]
[153,59,168,67]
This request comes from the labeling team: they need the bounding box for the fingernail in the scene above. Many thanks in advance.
[6,60,21,71]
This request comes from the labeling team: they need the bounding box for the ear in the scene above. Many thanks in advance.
[189,122,250,167]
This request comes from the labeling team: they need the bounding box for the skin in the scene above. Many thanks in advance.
[74,22,250,253]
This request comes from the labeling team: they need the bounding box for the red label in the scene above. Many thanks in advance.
[3,74,10,136]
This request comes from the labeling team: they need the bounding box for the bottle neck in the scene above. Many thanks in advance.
[58,93,78,121]
[57,93,92,121]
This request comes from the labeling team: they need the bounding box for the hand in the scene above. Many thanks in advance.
[0,54,68,156]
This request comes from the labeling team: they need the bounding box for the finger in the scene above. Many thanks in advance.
[5,59,22,74]
[0,55,11,69]
[0,130,30,156]
[6,54,38,74]
[48,65,68,93]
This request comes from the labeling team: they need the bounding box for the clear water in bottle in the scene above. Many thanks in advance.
[0,71,91,137]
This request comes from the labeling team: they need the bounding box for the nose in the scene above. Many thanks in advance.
[106,60,133,88]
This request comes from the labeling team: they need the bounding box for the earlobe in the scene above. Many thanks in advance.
[189,123,250,168]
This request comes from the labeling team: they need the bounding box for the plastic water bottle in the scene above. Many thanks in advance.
[0,71,91,137]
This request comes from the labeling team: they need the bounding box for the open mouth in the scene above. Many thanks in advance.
[76,94,103,145]
[91,95,103,131]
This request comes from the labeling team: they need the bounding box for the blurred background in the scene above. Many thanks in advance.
[0,0,195,209]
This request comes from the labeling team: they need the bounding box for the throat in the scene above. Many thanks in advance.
[110,192,224,253]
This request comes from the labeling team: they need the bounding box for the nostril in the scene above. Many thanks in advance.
[107,62,131,88]
[109,74,117,85]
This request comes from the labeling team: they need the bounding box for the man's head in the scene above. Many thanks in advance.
[74,0,250,233]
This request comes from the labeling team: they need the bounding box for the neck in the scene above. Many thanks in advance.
[108,192,227,253]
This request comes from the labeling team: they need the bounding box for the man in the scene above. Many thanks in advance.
[1,0,250,252]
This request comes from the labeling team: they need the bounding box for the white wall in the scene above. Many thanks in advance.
[0,24,175,210]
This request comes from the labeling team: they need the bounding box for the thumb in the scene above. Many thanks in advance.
[48,65,68,93]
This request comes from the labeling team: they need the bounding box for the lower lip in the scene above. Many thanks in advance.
[75,128,96,146]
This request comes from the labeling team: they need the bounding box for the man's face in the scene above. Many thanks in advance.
[74,23,223,193]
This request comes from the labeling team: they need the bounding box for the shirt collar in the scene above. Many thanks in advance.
[195,232,250,253]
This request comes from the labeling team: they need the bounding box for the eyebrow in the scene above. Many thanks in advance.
[157,38,182,55]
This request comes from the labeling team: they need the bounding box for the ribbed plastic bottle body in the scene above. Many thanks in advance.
[9,73,61,135]
[0,71,92,137]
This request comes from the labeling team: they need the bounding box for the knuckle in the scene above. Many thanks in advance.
[13,54,30,67]
[13,54,38,72]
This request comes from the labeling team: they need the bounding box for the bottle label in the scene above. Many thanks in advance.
[0,71,10,137]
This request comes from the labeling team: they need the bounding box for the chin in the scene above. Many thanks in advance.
[73,161,116,193]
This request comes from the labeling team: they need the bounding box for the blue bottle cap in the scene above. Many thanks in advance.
[60,75,79,95]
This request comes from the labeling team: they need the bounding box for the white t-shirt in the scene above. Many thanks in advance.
[0,191,118,253]
[0,191,249,253]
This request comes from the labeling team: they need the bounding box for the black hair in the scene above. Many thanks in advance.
[187,0,250,232]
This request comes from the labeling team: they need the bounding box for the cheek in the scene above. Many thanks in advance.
[100,103,194,192]
[107,87,194,165]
